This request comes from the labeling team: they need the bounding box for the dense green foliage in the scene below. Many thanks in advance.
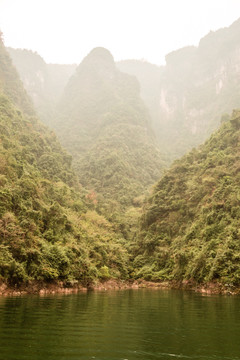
[0,37,129,286]
[56,47,164,214]
[133,111,240,286]
[2,22,240,290]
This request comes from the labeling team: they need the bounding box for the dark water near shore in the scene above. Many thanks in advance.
[0,289,240,360]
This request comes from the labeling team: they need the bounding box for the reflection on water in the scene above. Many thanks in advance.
[0,289,240,360]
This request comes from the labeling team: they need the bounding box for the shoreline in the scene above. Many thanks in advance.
[0,279,239,296]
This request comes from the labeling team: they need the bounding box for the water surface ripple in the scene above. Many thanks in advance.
[0,289,240,360]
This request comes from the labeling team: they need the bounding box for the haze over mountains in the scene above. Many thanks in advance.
[1,17,240,290]
[118,18,240,160]
[7,47,77,124]
[8,18,240,163]
[56,48,163,207]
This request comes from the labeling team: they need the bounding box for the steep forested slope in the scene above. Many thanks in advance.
[0,35,128,286]
[133,111,240,287]
[0,42,34,116]
[56,48,163,211]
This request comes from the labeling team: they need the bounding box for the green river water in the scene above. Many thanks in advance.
[0,289,240,360]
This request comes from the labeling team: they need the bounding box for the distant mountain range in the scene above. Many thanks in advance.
[118,18,240,160]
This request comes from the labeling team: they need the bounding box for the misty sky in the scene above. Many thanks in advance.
[0,0,240,65]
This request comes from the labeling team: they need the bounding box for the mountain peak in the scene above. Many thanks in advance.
[81,47,115,69]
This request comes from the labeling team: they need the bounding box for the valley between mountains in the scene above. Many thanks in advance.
[1,18,240,294]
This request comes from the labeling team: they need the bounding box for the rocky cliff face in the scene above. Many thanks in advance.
[7,48,76,124]
[118,19,240,162]
[156,18,240,159]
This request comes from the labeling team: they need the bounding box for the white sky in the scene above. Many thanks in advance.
[0,0,240,65]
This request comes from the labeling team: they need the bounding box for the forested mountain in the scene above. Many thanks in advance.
[133,111,240,287]
[56,47,164,212]
[3,18,240,291]
[7,47,76,124]
[0,35,129,286]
